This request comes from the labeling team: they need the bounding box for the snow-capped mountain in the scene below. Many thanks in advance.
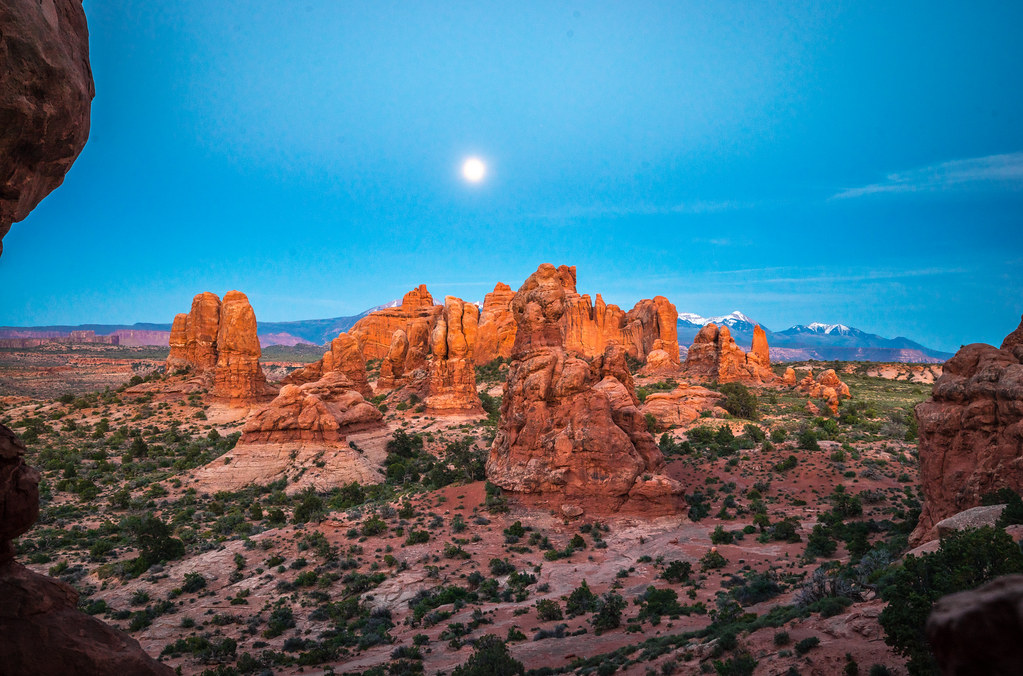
[676,310,951,363]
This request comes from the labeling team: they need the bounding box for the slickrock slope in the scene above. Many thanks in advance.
[641,384,727,430]
[0,425,172,674]
[681,323,777,384]
[0,0,94,256]
[162,291,273,402]
[912,316,1023,544]
[349,285,442,361]
[797,368,853,415]
[474,282,516,364]
[192,372,384,493]
[425,297,483,414]
[486,264,685,516]
[282,332,373,398]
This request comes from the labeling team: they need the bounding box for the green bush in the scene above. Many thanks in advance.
[720,383,758,420]
[879,526,1023,675]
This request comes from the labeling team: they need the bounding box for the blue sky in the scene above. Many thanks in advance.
[1,1,1021,352]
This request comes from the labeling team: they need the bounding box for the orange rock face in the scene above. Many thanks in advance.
[486,264,685,516]
[212,291,272,400]
[283,332,372,398]
[183,292,222,371]
[796,368,852,414]
[425,297,483,414]
[912,316,1023,543]
[239,372,383,444]
[164,291,272,402]
[474,282,516,364]
[377,329,410,391]
[750,324,771,368]
[641,385,727,430]
[681,323,776,384]
[349,284,441,361]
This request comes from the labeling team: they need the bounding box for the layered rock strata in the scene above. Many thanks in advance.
[425,297,483,414]
[681,323,777,384]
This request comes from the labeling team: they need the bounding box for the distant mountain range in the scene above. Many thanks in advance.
[1,304,952,364]
[677,310,952,363]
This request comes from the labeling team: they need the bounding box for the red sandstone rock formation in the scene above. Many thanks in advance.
[783,367,798,386]
[239,372,383,444]
[425,297,483,414]
[349,284,442,361]
[641,385,727,430]
[750,324,771,368]
[166,313,189,370]
[486,264,685,516]
[163,291,272,402]
[283,332,372,398]
[475,282,516,364]
[0,0,94,256]
[184,292,222,371]
[796,368,852,415]
[212,291,272,400]
[0,425,172,674]
[192,372,386,493]
[681,323,776,384]
[377,329,410,391]
[912,316,1023,543]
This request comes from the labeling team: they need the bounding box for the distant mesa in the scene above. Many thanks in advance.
[485,263,686,517]
[911,314,1023,544]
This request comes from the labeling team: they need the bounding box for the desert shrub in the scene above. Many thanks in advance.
[662,560,692,583]
[535,599,563,621]
[592,592,625,634]
[794,636,820,655]
[452,635,524,676]
[720,383,758,420]
[565,580,598,616]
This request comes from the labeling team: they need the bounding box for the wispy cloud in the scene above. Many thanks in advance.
[833,152,1023,199]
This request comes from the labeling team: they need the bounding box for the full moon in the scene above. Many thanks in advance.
[462,157,486,183]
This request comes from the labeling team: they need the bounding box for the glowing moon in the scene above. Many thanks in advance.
[462,157,486,183]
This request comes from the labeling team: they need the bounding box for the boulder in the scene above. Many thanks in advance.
[486,264,685,516]
[935,504,1006,538]
[0,0,94,256]
[926,574,1023,674]
[796,368,852,414]
[912,317,1023,543]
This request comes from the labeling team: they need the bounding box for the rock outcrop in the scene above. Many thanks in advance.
[681,323,776,384]
[282,332,373,398]
[926,574,1023,674]
[558,267,681,367]
[349,284,442,361]
[796,368,852,415]
[486,264,685,516]
[912,316,1023,543]
[377,329,410,391]
[212,291,272,400]
[163,291,272,402]
[0,0,95,256]
[0,425,172,674]
[641,385,727,430]
[425,297,483,414]
[193,372,385,493]
[474,282,516,365]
